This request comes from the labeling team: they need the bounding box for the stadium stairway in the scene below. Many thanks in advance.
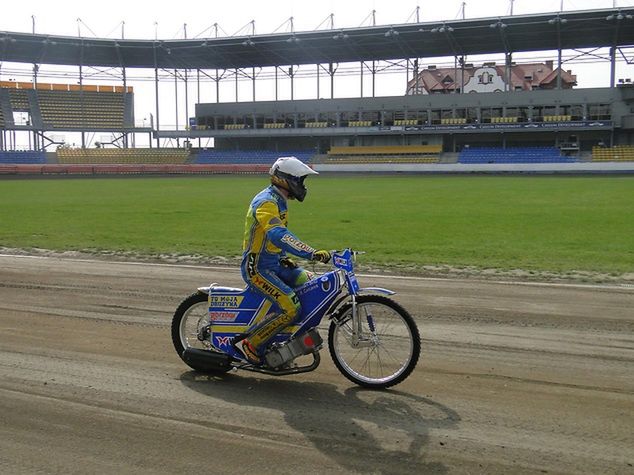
[27,90,44,129]
[439,152,459,164]
[123,94,135,128]
[0,89,14,127]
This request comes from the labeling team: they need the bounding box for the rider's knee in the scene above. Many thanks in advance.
[294,268,314,286]
[280,293,301,320]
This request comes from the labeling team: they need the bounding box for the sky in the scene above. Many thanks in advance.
[2,0,634,39]
[1,0,633,146]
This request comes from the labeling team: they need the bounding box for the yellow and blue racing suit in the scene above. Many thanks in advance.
[240,185,316,354]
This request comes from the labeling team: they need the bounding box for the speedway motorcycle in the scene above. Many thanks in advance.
[171,249,420,389]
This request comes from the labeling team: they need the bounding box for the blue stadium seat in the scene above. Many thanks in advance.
[458,147,576,164]
[193,149,315,165]
[0,151,46,164]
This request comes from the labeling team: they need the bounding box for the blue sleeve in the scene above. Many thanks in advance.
[266,227,315,260]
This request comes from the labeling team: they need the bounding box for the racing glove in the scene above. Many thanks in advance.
[280,257,298,269]
[312,250,332,264]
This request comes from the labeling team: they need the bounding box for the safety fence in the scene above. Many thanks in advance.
[0,164,270,175]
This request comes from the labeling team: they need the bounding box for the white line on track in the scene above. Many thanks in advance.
[1,253,632,292]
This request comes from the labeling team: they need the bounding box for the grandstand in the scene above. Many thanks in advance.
[0,7,633,174]
[326,145,440,164]
[38,90,126,130]
[194,149,314,165]
[592,145,634,161]
[57,148,188,165]
[0,150,46,164]
[458,147,574,164]
[0,81,132,131]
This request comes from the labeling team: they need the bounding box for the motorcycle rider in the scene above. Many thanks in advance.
[237,156,331,365]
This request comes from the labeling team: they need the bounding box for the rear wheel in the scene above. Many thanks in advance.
[328,295,420,389]
[171,292,231,374]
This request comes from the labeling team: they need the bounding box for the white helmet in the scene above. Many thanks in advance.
[269,156,318,202]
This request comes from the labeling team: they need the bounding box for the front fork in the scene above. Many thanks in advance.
[349,295,378,349]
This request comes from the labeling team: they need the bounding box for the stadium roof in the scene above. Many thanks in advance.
[1,8,633,70]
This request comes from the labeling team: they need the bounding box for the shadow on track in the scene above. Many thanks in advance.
[180,371,460,474]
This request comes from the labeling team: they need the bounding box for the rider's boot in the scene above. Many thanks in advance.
[240,339,262,365]
[237,311,295,366]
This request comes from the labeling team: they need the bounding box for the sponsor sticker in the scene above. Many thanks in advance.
[209,311,238,322]
[297,282,318,296]
[215,335,232,347]
[281,234,315,254]
[253,275,282,299]
[334,256,348,267]
[209,295,244,308]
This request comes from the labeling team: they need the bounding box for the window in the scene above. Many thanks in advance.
[12,111,30,126]
[478,72,493,85]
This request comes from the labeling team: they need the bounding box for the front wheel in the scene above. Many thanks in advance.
[328,295,420,389]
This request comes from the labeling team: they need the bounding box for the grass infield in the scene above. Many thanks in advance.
[1,175,632,274]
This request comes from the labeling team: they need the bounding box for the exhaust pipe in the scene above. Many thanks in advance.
[182,348,232,372]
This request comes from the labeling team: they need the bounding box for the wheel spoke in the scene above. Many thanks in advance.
[331,297,419,387]
[180,301,210,350]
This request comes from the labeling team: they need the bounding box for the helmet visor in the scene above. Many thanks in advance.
[276,171,308,201]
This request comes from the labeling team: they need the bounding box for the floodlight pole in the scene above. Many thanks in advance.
[120,24,129,148]
[252,67,256,101]
[79,41,85,149]
[290,66,295,101]
[153,42,160,148]
[329,63,335,99]
[414,58,419,95]
[506,57,511,93]
[122,66,128,148]
[197,68,201,147]
[184,24,189,146]
[216,69,220,103]
[214,23,220,104]
[553,17,563,90]
[610,47,616,88]
[175,70,179,146]
[406,59,409,89]
[371,62,376,97]
[235,69,239,102]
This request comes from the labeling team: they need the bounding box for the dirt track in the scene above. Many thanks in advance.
[0,254,633,474]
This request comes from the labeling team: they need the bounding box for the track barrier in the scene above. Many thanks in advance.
[0,164,271,176]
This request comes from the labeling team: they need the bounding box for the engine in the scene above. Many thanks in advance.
[264,328,323,369]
